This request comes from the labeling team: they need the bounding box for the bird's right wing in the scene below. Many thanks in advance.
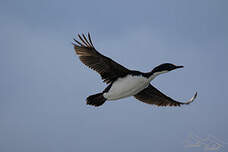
[73,33,131,84]
[134,84,197,107]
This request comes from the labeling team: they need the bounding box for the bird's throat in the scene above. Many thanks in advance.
[148,71,168,82]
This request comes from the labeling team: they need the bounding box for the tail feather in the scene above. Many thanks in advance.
[86,93,106,107]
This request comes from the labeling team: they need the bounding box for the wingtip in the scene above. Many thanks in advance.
[185,91,197,105]
[75,32,94,48]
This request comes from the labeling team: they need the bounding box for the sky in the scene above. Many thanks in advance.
[0,0,228,152]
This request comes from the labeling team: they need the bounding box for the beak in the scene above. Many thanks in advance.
[175,65,184,69]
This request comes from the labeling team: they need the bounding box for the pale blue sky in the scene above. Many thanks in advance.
[0,0,228,152]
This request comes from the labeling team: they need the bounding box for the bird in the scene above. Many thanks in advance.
[73,33,197,107]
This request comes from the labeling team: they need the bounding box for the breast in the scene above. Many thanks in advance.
[103,75,149,100]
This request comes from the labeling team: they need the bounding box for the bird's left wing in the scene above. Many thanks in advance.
[134,84,197,107]
[73,33,131,84]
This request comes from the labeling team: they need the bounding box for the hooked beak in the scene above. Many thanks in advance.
[175,65,184,69]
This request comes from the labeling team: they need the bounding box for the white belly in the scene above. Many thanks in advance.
[103,75,149,100]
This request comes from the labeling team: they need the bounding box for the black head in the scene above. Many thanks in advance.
[152,63,184,73]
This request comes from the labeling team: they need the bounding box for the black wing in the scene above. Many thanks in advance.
[73,33,130,84]
[134,84,197,106]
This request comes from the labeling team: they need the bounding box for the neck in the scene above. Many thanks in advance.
[145,71,168,82]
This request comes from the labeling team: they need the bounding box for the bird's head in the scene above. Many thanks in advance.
[152,63,184,75]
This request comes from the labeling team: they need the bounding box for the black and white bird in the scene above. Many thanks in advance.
[73,33,197,107]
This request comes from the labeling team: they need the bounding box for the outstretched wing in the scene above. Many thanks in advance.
[134,84,197,106]
[73,33,130,84]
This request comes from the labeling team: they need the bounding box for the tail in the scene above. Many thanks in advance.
[86,93,106,107]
